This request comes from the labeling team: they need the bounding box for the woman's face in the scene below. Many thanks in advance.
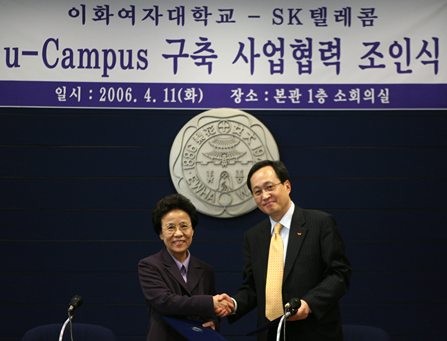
[159,209,194,263]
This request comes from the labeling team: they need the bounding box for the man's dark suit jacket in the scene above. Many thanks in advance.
[228,206,351,341]
[138,247,219,341]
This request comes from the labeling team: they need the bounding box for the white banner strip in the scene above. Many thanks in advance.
[1,0,446,109]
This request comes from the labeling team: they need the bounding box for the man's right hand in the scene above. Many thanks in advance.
[213,293,234,317]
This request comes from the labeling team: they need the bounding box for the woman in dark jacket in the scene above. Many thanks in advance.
[138,194,231,341]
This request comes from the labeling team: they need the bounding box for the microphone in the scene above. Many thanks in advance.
[285,297,301,311]
[284,298,301,318]
[276,298,302,341]
[67,295,83,314]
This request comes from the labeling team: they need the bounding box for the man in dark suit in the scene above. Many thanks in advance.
[138,194,233,341]
[225,160,352,341]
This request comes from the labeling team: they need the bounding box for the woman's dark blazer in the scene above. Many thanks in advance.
[138,247,219,341]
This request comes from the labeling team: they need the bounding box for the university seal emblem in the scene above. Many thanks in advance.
[169,108,279,218]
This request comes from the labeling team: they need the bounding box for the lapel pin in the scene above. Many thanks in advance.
[297,232,302,235]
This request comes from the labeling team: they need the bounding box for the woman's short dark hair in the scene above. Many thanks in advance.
[246,160,290,193]
[152,194,199,235]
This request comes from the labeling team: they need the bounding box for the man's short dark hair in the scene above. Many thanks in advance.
[152,194,198,235]
[246,160,290,193]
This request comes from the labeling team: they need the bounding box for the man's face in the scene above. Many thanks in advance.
[250,166,292,222]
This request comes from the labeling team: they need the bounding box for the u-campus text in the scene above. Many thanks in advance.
[4,36,439,78]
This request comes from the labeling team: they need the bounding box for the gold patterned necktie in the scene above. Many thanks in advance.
[265,223,284,321]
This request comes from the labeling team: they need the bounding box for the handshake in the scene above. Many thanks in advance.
[213,293,235,318]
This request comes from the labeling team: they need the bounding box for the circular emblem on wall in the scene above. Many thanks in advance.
[169,108,279,218]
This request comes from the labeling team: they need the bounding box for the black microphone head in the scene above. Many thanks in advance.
[286,298,301,310]
[68,295,83,311]
[290,298,301,309]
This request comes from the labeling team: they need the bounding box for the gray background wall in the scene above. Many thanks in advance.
[1,107,446,340]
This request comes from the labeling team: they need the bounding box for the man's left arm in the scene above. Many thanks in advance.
[297,214,352,321]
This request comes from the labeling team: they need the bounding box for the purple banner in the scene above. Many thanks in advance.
[1,81,446,109]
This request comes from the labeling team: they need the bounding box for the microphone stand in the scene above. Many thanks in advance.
[59,312,75,341]
[276,314,287,341]
[275,309,297,341]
